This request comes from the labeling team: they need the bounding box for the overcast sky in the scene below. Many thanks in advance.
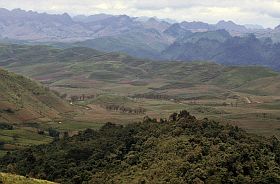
[0,0,280,28]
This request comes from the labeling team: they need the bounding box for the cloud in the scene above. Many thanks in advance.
[0,0,279,28]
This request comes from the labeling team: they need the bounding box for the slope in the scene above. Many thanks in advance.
[0,172,56,184]
[0,67,76,160]
[73,29,170,59]
[0,44,278,91]
[0,68,73,124]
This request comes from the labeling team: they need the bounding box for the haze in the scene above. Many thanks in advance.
[1,0,280,28]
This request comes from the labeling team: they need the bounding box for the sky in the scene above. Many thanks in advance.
[0,0,279,28]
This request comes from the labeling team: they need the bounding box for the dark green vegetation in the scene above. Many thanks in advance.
[1,111,280,183]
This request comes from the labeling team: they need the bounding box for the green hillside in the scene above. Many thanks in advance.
[1,111,280,183]
[0,43,278,94]
[210,66,278,88]
[0,68,74,157]
[0,68,73,124]
[0,172,56,184]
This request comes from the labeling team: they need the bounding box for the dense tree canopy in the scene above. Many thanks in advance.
[1,111,280,184]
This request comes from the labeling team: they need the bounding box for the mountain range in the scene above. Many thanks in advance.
[0,8,279,43]
[1,8,280,70]
[162,32,280,70]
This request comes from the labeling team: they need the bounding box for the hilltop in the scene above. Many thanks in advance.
[1,111,280,183]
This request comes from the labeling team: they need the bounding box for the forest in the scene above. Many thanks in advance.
[1,111,280,184]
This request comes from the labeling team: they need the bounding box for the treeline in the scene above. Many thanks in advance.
[103,104,146,114]
[70,94,96,102]
[1,111,280,183]
[0,122,13,130]
[132,93,179,101]
[37,128,71,140]
[132,93,197,102]
[50,89,97,102]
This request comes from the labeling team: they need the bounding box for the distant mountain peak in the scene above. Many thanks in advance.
[148,17,157,21]
[11,8,26,13]
[163,23,191,37]
[180,21,214,31]
[62,12,70,17]
[216,20,247,32]
[217,20,237,26]
[73,14,113,23]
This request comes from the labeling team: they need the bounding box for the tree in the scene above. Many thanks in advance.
[48,128,60,138]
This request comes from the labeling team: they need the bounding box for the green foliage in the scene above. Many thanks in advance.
[1,111,279,183]
[47,128,60,138]
[0,123,13,130]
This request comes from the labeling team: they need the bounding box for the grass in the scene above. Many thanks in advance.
[0,129,52,145]
[0,128,53,158]
[0,173,56,184]
[257,102,280,110]
[0,150,7,158]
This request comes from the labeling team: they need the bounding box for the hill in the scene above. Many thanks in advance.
[0,68,72,124]
[0,67,73,157]
[1,111,280,183]
[1,44,279,93]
